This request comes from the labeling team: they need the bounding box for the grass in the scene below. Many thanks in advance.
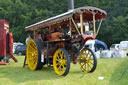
[0,55,128,85]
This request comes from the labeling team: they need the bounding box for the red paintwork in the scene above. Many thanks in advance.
[9,33,13,54]
[0,62,9,65]
[0,20,18,63]
[82,34,96,44]
[8,33,18,62]
[0,20,9,58]
[46,33,51,41]
[81,11,107,22]
[34,34,39,39]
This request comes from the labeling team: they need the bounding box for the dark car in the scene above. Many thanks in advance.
[15,45,26,56]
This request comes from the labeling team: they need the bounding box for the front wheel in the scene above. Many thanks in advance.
[78,48,97,72]
[53,48,70,76]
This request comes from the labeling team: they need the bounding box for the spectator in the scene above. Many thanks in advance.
[25,34,31,45]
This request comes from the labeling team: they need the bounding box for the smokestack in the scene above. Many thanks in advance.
[68,0,74,11]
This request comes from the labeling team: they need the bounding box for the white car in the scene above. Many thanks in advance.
[119,41,128,57]
[110,41,128,58]
[110,44,119,51]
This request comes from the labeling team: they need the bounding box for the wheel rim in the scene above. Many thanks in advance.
[53,49,67,75]
[79,48,95,72]
[26,40,38,70]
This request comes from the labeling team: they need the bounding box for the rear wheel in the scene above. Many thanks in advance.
[26,39,43,71]
[53,48,70,76]
[78,48,97,72]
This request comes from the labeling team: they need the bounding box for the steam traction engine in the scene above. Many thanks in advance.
[25,7,107,76]
[0,20,17,64]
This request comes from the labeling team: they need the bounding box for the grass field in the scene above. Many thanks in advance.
[0,55,128,85]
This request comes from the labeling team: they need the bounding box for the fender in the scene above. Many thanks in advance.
[82,34,96,45]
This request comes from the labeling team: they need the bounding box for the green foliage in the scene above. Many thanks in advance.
[0,0,127,46]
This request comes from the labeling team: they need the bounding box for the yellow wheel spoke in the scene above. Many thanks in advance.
[56,58,59,61]
[81,55,85,58]
[56,63,60,66]
[84,63,87,71]
[28,48,33,52]
[87,63,92,70]
[56,55,60,59]
[87,65,89,71]
[28,52,33,54]
[89,61,94,65]
[29,46,35,50]
[85,52,89,58]
[60,51,65,59]
[31,43,35,48]
[59,52,63,59]
[26,40,38,71]
[81,63,85,68]
[63,60,66,65]
[87,64,89,71]
[79,48,96,72]
[90,59,94,61]
[62,65,66,73]
[30,43,37,50]
[35,54,38,56]
[81,51,90,59]
[53,49,69,76]
[89,54,93,58]
[58,65,62,71]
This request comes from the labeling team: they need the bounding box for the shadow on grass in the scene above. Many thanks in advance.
[108,58,128,85]
[0,66,63,83]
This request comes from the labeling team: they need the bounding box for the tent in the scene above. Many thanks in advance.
[85,39,108,52]
[94,40,108,52]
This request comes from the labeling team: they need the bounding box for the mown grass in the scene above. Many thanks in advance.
[0,55,128,85]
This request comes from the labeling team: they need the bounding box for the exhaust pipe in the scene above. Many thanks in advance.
[68,0,74,11]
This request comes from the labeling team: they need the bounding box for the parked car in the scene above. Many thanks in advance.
[14,45,26,56]
[13,42,24,53]
[119,41,128,50]
[101,41,128,58]
[119,41,128,56]
[110,44,119,51]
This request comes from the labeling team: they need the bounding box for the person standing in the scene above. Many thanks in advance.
[25,34,31,45]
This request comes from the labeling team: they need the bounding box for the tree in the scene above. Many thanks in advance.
[0,0,127,46]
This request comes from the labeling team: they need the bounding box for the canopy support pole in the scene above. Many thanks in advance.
[80,13,83,35]
[93,14,96,35]
[96,19,103,35]
[69,19,72,37]
[71,18,80,35]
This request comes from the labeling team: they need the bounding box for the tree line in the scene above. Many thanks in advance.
[0,0,127,47]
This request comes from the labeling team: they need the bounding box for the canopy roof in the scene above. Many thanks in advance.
[25,6,107,31]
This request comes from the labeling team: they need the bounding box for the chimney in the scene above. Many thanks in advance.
[68,0,74,11]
